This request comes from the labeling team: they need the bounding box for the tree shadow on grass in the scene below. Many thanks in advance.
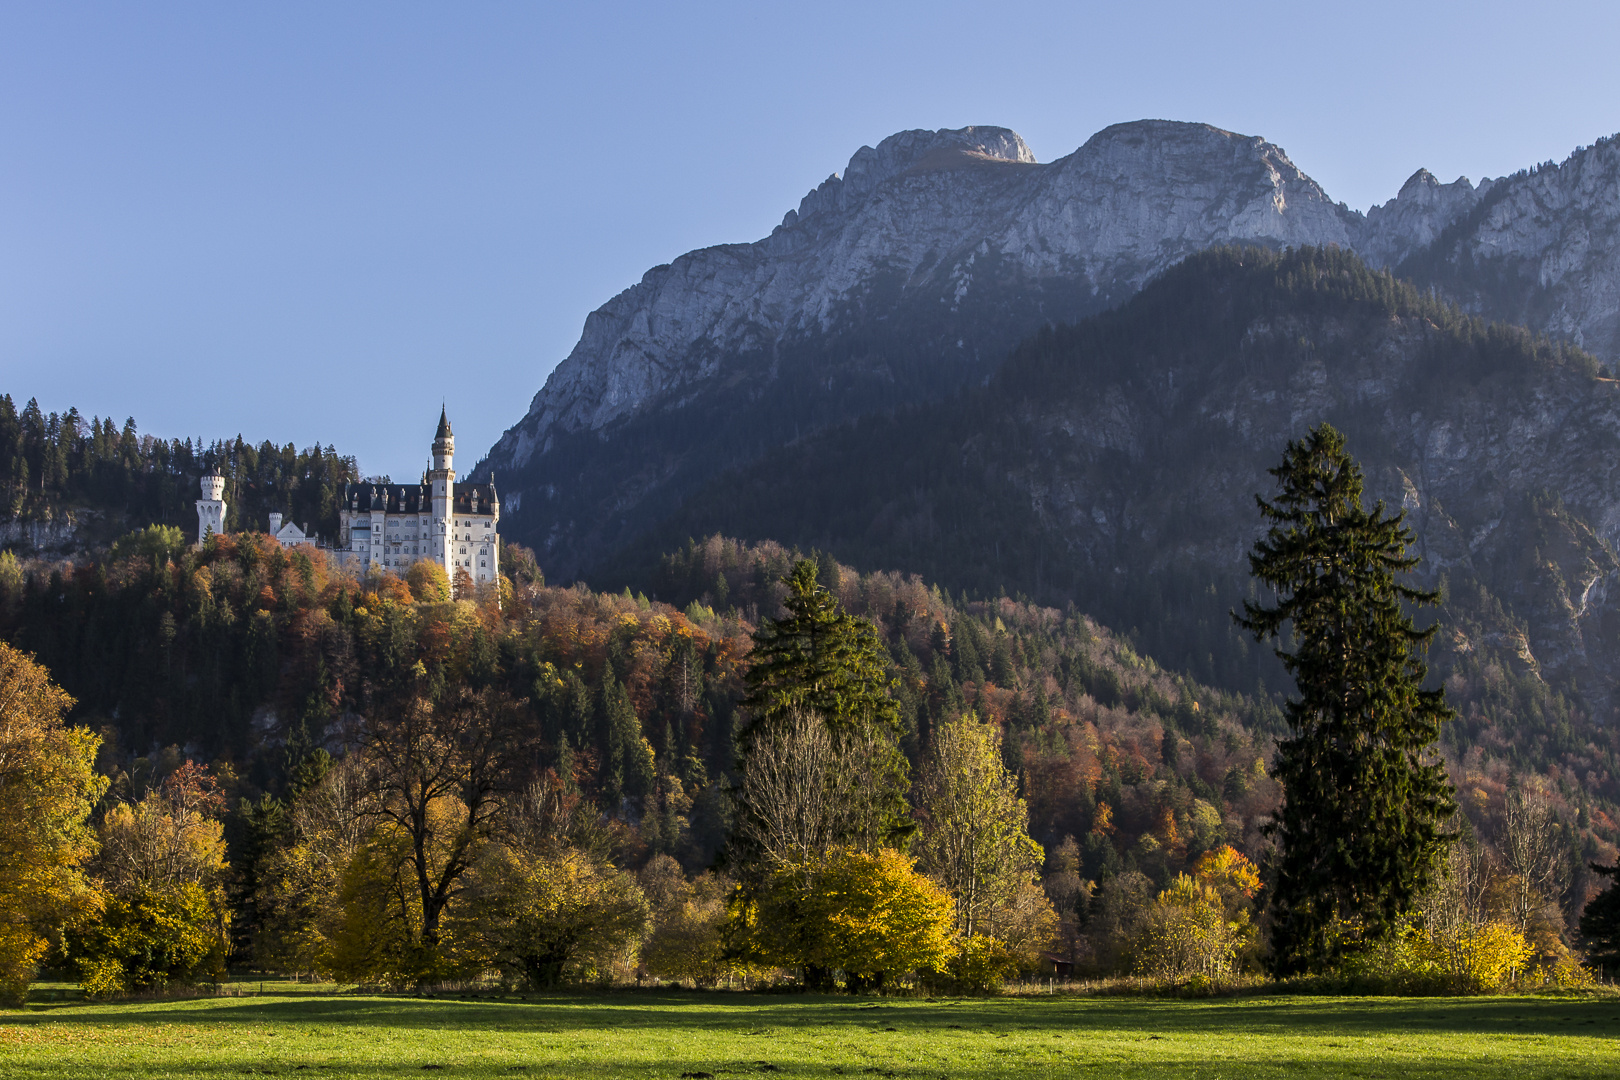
[5,991,1618,1042]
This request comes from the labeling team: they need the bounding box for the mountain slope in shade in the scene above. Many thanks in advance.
[610,247,1620,734]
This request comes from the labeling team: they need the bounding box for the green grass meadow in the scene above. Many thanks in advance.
[2,983,1617,1079]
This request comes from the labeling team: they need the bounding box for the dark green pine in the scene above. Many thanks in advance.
[739,557,911,847]
[741,558,902,745]
[1237,423,1457,974]
[1579,862,1620,974]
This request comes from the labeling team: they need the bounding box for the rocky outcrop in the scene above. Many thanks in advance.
[0,515,86,559]
[485,121,1355,472]
[478,120,1620,584]
[1387,136,1620,362]
[1354,168,1487,271]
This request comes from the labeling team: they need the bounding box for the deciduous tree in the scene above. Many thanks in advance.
[355,686,520,972]
[737,560,909,858]
[72,762,231,994]
[0,644,105,1004]
[739,848,953,992]
[914,712,1044,941]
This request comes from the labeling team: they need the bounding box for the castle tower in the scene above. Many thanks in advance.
[429,407,455,569]
[196,465,227,544]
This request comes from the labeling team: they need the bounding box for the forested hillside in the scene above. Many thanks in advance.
[0,394,359,555]
[605,248,1620,770]
[0,531,1612,978]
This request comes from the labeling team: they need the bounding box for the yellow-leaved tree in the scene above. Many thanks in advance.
[462,843,650,988]
[1130,874,1242,979]
[914,712,1056,988]
[741,848,954,992]
[0,643,106,1005]
[406,561,451,604]
[638,854,738,987]
[69,760,231,996]
[1130,846,1260,980]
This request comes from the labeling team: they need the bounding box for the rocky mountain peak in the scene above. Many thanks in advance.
[785,125,1037,230]
[1355,167,1480,270]
[479,120,1620,582]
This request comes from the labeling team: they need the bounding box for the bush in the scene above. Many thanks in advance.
[1130,874,1247,979]
[1336,918,1536,994]
[639,859,737,987]
[738,848,955,992]
[465,845,650,989]
[923,934,1019,994]
[68,884,226,996]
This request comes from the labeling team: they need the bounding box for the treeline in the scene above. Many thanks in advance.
[0,531,1615,996]
[0,394,359,545]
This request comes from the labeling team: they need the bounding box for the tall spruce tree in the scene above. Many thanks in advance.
[736,559,910,857]
[1237,424,1456,973]
[742,559,900,743]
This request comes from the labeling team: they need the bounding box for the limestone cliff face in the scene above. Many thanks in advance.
[1384,136,1620,362]
[1354,168,1488,271]
[479,121,1620,585]
[617,248,1620,722]
[486,121,1354,472]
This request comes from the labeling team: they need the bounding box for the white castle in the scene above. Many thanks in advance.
[195,409,502,589]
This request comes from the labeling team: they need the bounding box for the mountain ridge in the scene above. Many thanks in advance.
[476,119,1620,587]
[603,246,1620,731]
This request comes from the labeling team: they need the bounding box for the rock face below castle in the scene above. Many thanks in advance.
[476,120,1620,580]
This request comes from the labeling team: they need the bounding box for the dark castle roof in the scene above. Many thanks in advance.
[435,407,452,440]
[341,481,498,515]
[343,483,429,514]
[452,483,498,514]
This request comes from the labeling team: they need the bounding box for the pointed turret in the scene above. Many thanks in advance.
[429,408,457,571]
[432,407,455,472]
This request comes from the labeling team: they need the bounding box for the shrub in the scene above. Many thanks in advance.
[1130,874,1247,979]
[68,884,226,996]
[639,859,737,987]
[1337,918,1536,994]
[465,844,650,989]
[739,848,955,992]
[923,934,1019,994]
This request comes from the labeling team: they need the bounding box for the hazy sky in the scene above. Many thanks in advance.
[2,1,1616,474]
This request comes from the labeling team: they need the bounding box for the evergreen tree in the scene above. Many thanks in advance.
[742,559,900,744]
[1579,862,1620,975]
[1237,424,1456,973]
[738,559,910,852]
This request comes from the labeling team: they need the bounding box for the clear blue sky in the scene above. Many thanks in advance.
[2,1,1616,475]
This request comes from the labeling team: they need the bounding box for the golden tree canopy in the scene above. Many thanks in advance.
[0,642,106,1003]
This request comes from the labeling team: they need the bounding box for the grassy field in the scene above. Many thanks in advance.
[1,982,1617,1079]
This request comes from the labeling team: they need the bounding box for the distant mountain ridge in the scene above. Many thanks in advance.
[477,119,1620,581]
